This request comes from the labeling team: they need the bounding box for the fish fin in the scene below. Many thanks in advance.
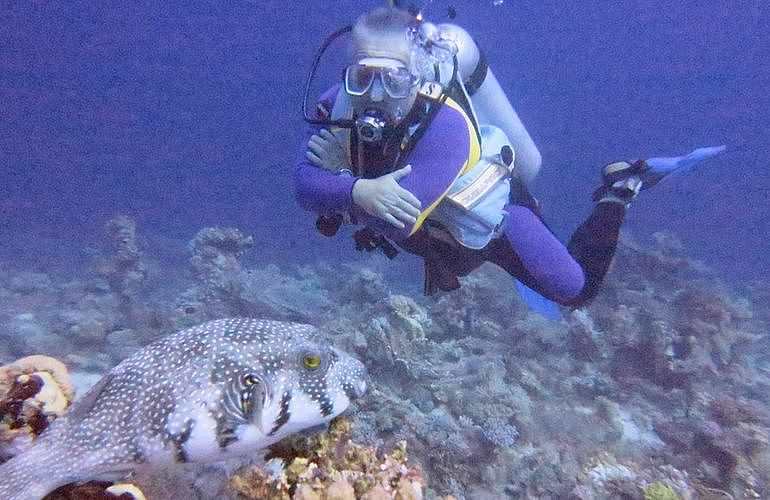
[65,371,115,424]
[242,375,269,434]
[221,372,271,436]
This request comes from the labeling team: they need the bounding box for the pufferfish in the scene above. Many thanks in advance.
[0,318,367,500]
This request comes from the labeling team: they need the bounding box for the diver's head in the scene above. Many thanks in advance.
[346,8,421,140]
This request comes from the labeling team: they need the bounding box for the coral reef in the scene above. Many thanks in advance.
[179,228,332,324]
[566,454,693,499]
[1,222,768,499]
[181,226,254,317]
[0,356,75,460]
[643,481,681,500]
[44,481,147,500]
[229,417,425,500]
[189,227,254,289]
[96,215,147,322]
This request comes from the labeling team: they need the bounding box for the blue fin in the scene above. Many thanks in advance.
[642,145,726,188]
[515,281,562,320]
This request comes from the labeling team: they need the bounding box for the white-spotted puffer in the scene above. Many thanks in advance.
[0,318,367,500]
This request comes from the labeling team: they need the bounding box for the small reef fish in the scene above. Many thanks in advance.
[0,318,367,500]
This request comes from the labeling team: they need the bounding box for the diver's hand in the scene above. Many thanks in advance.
[352,165,422,229]
[306,129,350,172]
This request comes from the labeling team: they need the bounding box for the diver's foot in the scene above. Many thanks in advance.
[592,160,644,206]
[592,146,726,206]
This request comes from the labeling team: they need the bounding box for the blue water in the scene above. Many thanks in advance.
[2,0,768,282]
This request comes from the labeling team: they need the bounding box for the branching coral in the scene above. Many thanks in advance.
[189,227,253,296]
[180,226,254,318]
[479,417,519,448]
[189,227,254,285]
[97,216,147,321]
[340,269,388,305]
[229,417,425,500]
[359,295,433,381]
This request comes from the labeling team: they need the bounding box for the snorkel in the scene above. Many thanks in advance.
[300,23,407,144]
[301,25,355,129]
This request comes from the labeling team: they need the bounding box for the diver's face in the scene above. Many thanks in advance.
[346,58,419,124]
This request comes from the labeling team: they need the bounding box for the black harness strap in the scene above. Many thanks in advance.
[464,49,488,97]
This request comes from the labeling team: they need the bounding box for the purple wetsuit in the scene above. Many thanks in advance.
[295,89,625,306]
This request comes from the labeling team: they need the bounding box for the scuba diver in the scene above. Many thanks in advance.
[294,5,724,310]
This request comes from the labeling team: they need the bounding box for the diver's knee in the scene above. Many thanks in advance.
[542,263,585,305]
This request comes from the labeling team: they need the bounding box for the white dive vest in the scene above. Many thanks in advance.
[429,125,513,249]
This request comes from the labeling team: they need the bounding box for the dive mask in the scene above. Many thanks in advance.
[344,61,419,99]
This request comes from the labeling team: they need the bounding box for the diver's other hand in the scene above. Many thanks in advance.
[352,165,422,229]
[306,128,350,172]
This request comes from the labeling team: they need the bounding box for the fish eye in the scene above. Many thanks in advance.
[302,353,322,370]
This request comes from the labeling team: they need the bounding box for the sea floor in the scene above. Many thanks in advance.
[1,218,768,499]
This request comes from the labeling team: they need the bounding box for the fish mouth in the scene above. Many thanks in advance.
[341,367,368,401]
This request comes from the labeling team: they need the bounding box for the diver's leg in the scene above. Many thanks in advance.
[495,149,726,307]
[568,149,726,302]
[564,201,626,305]
[496,168,634,307]
[494,205,586,304]
[490,202,623,308]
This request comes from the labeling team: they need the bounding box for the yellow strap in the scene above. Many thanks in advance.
[409,97,482,236]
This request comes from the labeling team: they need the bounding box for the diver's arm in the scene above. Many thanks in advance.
[294,87,359,214]
[294,151,358,213]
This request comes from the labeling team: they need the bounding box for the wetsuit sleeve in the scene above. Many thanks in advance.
[294,133,357,213]
[359,103,475,241]
[294,85,358,214]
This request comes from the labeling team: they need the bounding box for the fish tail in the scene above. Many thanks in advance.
[0,439,77,500]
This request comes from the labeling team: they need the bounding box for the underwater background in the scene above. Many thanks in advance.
[2,0,770,498]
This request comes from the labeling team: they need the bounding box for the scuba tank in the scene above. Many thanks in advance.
[410,21,542,186]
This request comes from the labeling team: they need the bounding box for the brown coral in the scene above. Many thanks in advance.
[710,396,769,428]
[229,417,425,500]
[0,355,74,401]
[1,356,75,460]
[43,481,146,500]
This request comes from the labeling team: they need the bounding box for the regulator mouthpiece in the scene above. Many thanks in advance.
[356,111,388,143]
